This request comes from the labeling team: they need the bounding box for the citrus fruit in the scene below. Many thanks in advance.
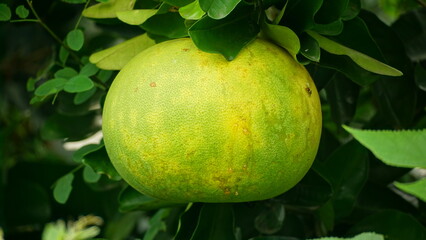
[102,38,322,203]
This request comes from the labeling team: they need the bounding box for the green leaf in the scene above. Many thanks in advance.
[143,209,171,240]
[66,29,85,51]
[279,0,322,33]
[190,203,236,240]
[189,3,259,60]
[279,169,333,208]
[74,87,97,105]
[0,4,11,21]
[73,143,104,163]
[83,146,121,181]
[53,173,74,204]
[179,0,205,20]
[307,30,402,76]
[83,165,101,183]
[118,186,183,212]
[54,67,79,79]
[59,46,69,64]
[394,178,426,202]
[343,126,426,168]
[141,12,188,38]
[80,62,99,77]
[307,232,384,240]
[348,210,426,240]
[104,212,143,240]
[415,63,426,92]
[83,0,136,18]
[90,33,155,70]
[116,9,157,25]
[34,78,67,97]
[341,0,361,20]
[262,22,300,60]
[64,75,94,93]
[299,33,320,62]
[315,140,369,219]
[41,112,99,141]
[163,0,193,7]
[199,0,241,19]
[254,202,285,235]
[15,5,29,19]
[324,73,360,125]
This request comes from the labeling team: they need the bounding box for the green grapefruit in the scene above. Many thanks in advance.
[102,38,322,203]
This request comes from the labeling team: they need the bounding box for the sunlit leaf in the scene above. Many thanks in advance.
[199,0,241,19]
[344,126,426,168]
[83,0,135,18]
[116,9,157,25]
[262,22,300,60]
[66,29,85,51]
[64,75,94,93]
[89,33,155,70]
[307,232,384,240]
[53,173,74,204]
[179,0,205,20]
[394,178,426,202]
[307,31,403,76]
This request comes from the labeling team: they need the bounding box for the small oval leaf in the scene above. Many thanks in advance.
[15,5,29,19]
[66,29,85,51]
[64,75,94,93]
[35,78,67,97]
[0,4,11,21]
[53,173,74,204]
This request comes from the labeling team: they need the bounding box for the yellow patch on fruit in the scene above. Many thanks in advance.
[102,38,322,202]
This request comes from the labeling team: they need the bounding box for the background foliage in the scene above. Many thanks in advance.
[1,0,426,239]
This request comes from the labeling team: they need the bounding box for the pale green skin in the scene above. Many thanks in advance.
[102,38,322,203]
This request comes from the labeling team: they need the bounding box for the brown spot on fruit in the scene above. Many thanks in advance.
[305,87,312,96]
[182,48,190,52]
[150,82,157,87]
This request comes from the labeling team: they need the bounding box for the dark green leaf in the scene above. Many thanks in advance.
[190,203,236,240]
[104,212,143,240]
[189,3,259,60]
[119,186,183,212]
[54,67,78,79]
[392,9,426,61]
[143,208,171,240]
[64,75,94,93]
[341,0,361,20]
[199,0,241,19]
[74,87,97,105]
[415,64,426,91]
[343,126,426,168]
[34,78,67,97]
[324,73,360,125]
[312,20,343,36]
[141,12,188,38]
[0,4,11,21]
[41,111,99,141]
[53,173,74,204]
[175,203,203,240]
[80,62,99,77]
[163,0,193,7]
[279,0,322,33]
[15,5,29,19]
[249,237,299,240]
[83,165,101,183]
[66,29,85,51]
[348,210,426,240]
[279,168,333,208]
[83,146,121,181]
[254,202,285,234]
[73,143,104,163]
[316,140,369,219]
[314,0,347,24]
[62,0,87,3]
[299,33,320,62]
